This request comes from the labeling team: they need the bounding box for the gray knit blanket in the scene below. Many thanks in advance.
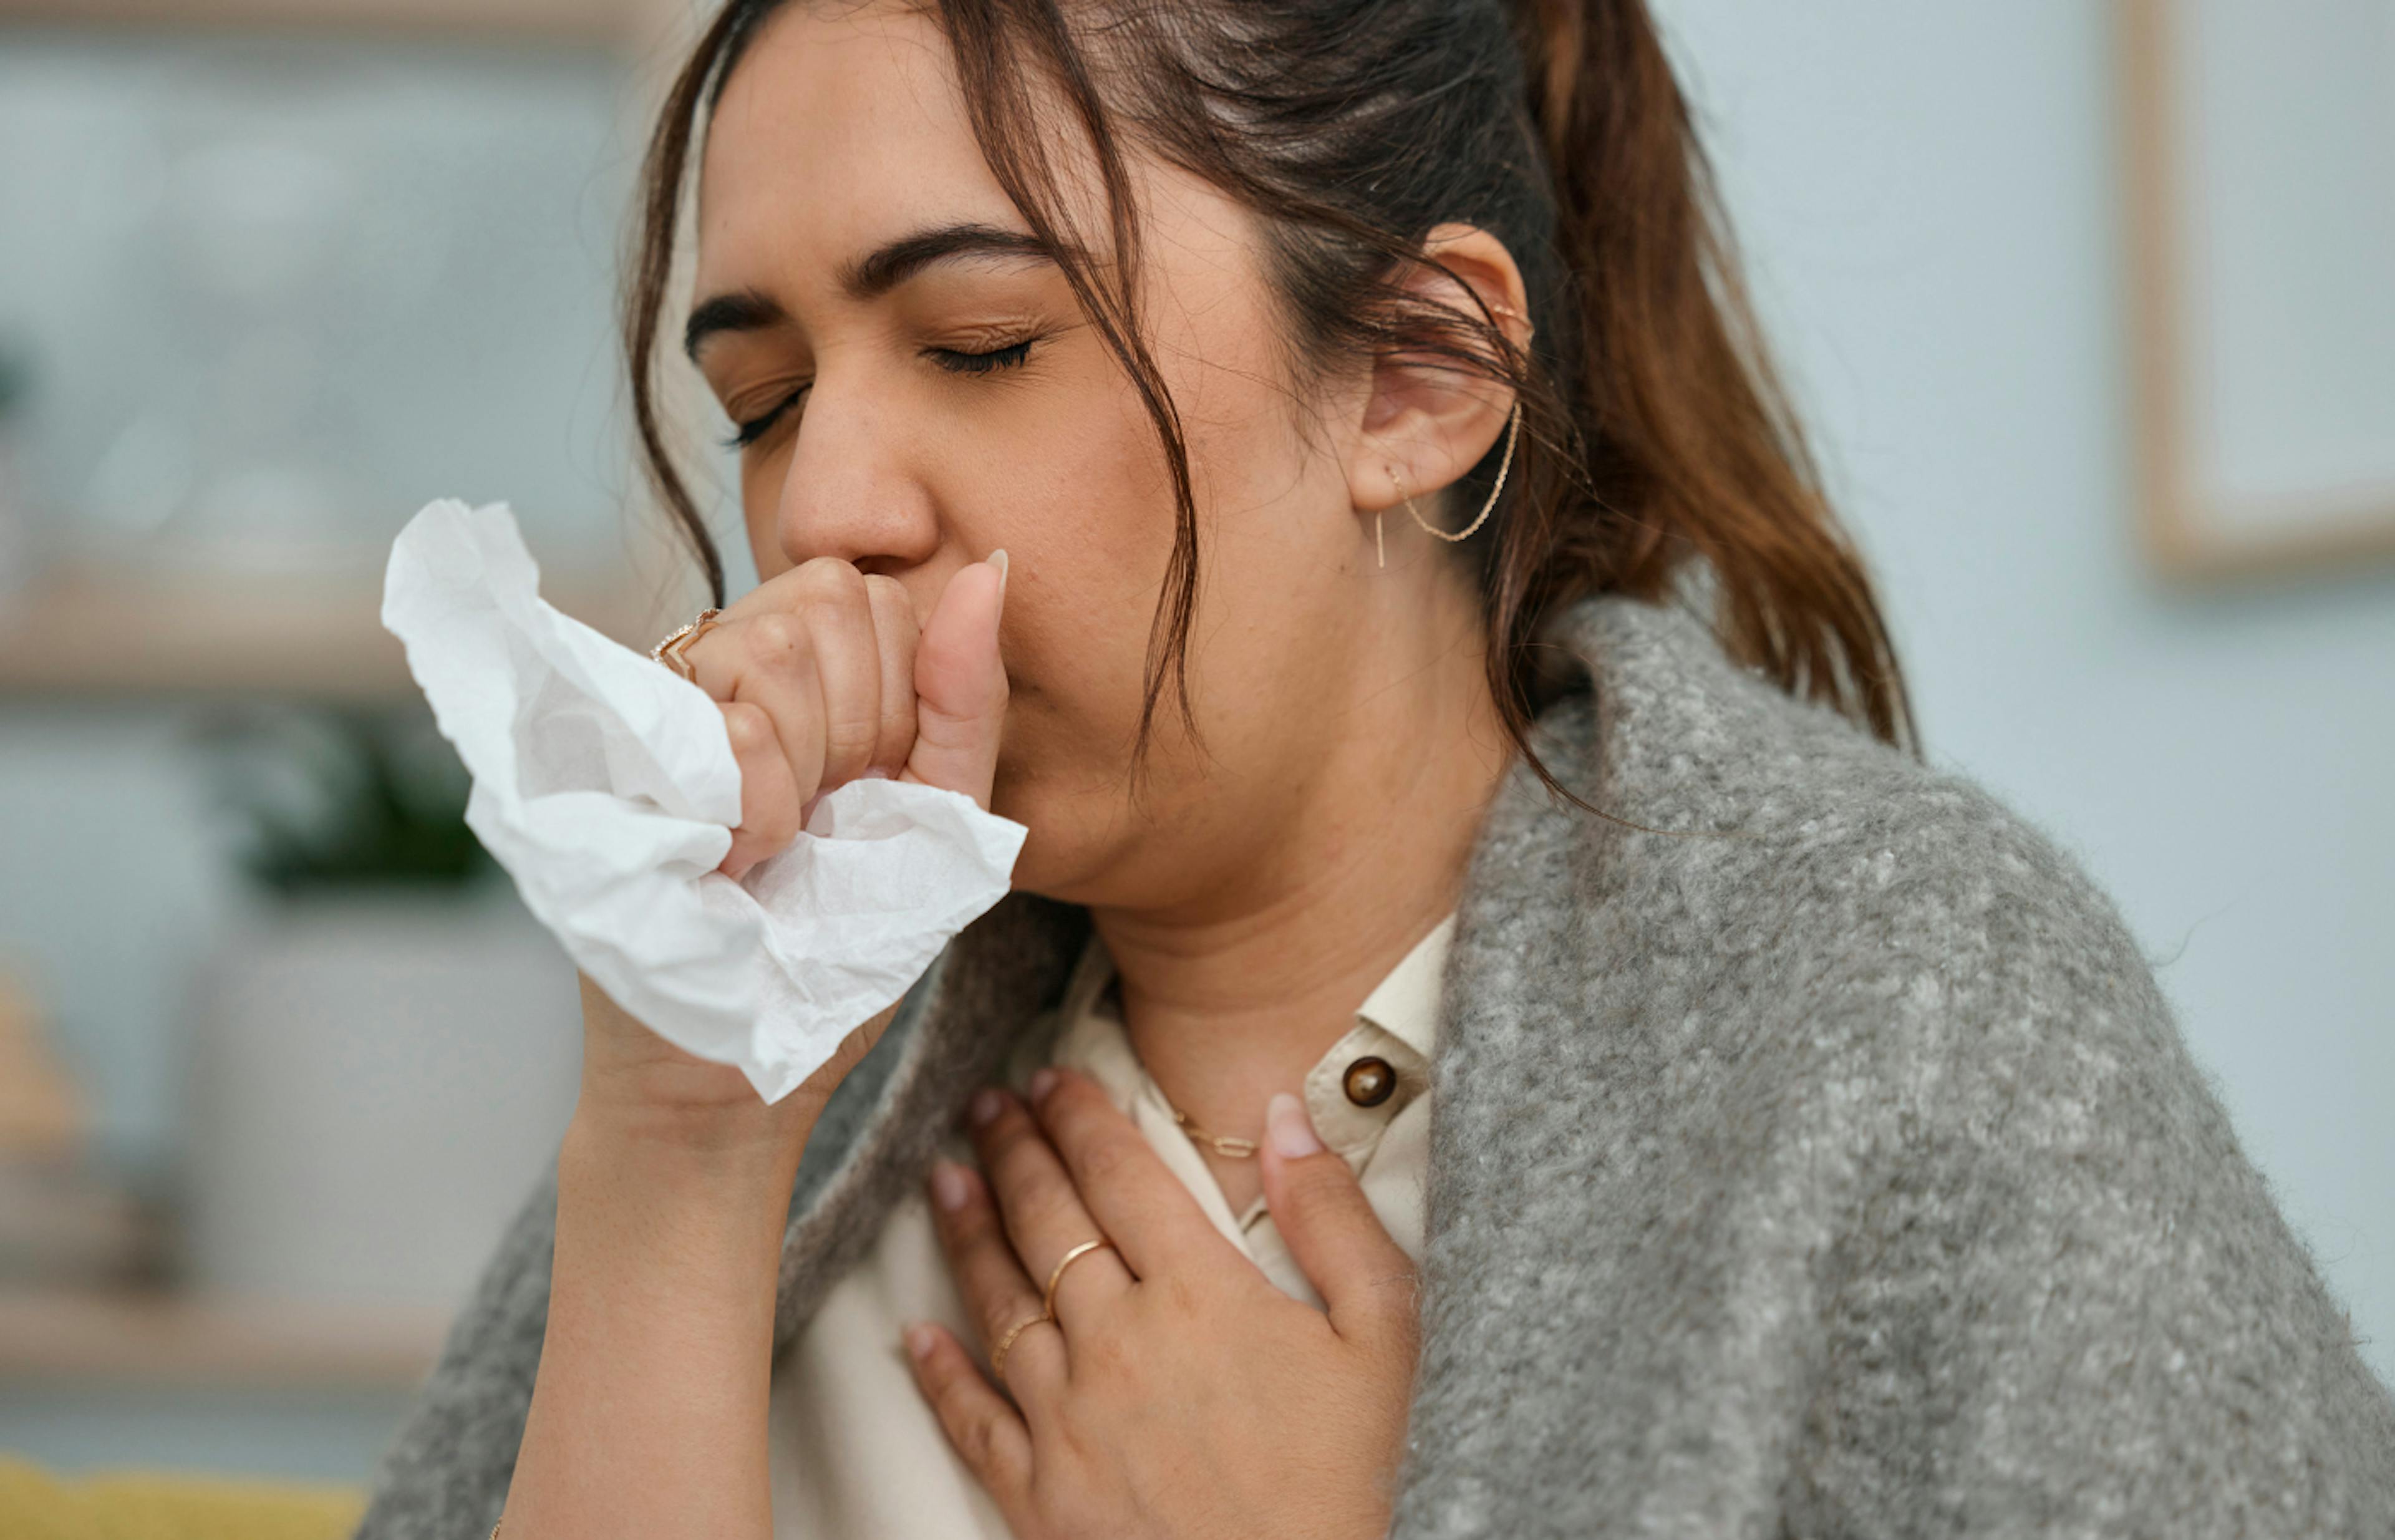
[356,592,2395,1538]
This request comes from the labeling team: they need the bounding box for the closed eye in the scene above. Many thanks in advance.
[723,388,806,450]
[928,337,1036,375]
[720,335,1041,451]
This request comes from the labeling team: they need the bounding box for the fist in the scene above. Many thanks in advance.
[675,551,1010,881]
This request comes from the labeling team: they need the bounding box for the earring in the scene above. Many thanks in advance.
[1486,299,1535,341]
[1372,299,1533,570]
[1380,397,1523,569]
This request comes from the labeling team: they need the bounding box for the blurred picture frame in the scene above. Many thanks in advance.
[2119,0,2395,579]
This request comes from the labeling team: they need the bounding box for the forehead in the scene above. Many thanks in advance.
[695,3,1022,293]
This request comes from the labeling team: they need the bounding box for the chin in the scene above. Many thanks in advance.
[987,774,1108,905]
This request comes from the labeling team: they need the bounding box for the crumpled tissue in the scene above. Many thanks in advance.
[380,498,1028,1103]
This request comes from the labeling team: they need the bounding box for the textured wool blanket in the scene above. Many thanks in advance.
[356,593,2395,1538]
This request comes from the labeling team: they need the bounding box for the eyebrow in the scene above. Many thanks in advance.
[682,221,1059,362]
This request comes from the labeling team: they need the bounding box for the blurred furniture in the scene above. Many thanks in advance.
[0,564,659,698]
[0,1285,438,1483]
[0,1451,360,1540]
[0,20,707,699]
[0,966,163,1289]
[0,0,697,1486]
[0,1288,445,1383]
[0,0,666,43]
[2119,0,2395,578]
[185,886,581,1309]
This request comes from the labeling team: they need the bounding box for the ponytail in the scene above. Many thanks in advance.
[1505,0,1915,749]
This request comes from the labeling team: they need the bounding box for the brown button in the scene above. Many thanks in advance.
[1342,1055,1396,1108]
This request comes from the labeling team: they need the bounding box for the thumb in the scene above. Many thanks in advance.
[900,550,1009,810]
[1259,1092,1418,1349]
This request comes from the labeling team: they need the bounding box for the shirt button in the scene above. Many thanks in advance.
[1342,1055,1396,1108]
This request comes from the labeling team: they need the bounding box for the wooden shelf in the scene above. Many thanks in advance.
[0,1287,449,1387]
[0,0,659,44]
[0,561,664,700]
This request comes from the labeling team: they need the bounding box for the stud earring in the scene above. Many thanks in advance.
[1485,299,1535,342]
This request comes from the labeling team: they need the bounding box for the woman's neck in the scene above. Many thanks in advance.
[1087,592,1514,1215]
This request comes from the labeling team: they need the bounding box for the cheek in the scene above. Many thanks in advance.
[996,533,1165,750]
[977,395,1182,697]
[738,448,796,580]
[994,341,1327,748]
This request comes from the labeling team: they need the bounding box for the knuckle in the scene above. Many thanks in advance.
[980,1291,1033,1347]
[1368,1264,1421,1315]
[720,702,775,755]
[1072,1126,1139,1188]
[796,554,868,599]
[1287,1160,1350,1209]
[822,707,881,761]
[747,610,810,664]
[962,1412,997,1469]
[1073,1324,1133,1383]
[1151,1272,1203,1324]
[1017,1179,1079,1237]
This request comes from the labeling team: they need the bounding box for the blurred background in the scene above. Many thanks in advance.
[0,0,2389,1504]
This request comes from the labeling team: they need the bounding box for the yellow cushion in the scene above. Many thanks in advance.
[0,1453,365,1540]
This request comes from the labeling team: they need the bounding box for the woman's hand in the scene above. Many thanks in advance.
[574,550,1011,1141]
[503,550,1009,1540]
[689,554,1010,884]
[905,1068,1420,1540]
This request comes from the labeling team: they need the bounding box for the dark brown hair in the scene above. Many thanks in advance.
[624,0,1918,821]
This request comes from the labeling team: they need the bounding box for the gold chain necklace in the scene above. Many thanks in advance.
[1169,1107,1259,1160]
[1105,974,1261,1160]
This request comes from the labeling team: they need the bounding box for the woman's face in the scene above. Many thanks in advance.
[689,1,1495,911]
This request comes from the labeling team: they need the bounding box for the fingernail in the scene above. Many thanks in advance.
[931,1160,971,1212]
[1028,1067,1057,1106]
[861,765,892,779]
[987,548,1009,599]
[970,1087,1005,1126]
[904,1322,937,1362]
[1267,1092,1322,1158]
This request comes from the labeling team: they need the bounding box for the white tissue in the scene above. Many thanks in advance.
[380,498,1028,1104]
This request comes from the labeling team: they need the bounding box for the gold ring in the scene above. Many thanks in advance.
[990,1312,1047,1382]
[1042,1238,1113,1320]
[649,607,722,682]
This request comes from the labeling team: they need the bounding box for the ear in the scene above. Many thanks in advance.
[1343,222,1534,539]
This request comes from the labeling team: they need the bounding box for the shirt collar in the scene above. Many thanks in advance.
[1355,911,1455,1065]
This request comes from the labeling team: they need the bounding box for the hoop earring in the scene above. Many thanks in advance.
[1378,397,1522,569]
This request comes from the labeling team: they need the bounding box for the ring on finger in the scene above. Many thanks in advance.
[1042,1237,1115,1320]
[990,1312,1050,1382]
[650,607,723,681]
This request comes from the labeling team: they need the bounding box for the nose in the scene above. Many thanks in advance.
[769,380,941,578]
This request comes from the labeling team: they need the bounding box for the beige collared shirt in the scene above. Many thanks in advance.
[767,911,1454,1538]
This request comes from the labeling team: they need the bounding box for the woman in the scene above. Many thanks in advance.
[358,0,2395,1536]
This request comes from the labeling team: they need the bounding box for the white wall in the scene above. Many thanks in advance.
[1652,1,2395,1385]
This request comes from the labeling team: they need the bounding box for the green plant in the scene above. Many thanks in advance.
[198,704,495,893]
